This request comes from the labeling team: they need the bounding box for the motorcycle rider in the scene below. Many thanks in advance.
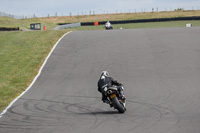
[104,21,112,29]
[106,21,111,28]
[98,71,125,103]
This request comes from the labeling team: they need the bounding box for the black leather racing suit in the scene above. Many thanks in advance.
[98,76,124,101]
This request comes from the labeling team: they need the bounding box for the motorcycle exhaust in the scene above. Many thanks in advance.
[107,90,113,94]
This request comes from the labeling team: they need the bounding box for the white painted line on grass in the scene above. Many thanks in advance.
[0,31,73,118]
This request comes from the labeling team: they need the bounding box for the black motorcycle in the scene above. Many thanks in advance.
[104,86,126,113]
[105,25,113,30]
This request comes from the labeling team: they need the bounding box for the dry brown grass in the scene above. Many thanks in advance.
[37,10,200,24]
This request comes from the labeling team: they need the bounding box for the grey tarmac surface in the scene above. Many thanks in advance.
[1,27,200,133]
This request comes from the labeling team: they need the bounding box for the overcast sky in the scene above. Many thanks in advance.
[0,0,200,17]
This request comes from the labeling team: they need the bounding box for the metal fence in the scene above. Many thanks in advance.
[0,12,24,19]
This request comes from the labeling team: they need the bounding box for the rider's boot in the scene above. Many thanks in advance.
[102,94,109,104]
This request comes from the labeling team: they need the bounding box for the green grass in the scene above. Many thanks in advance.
[71,20,200,30]
[38,10,200,24]
[0,30,70,111]
[0,17,57,30]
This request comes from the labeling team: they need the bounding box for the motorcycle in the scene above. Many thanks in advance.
[104,86,126,113]
[104,21,113,30]
[104,25,113,30]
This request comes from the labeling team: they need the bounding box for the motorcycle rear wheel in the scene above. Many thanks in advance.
[112,97,126,113]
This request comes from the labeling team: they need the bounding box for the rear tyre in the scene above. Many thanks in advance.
[112,97,126,113]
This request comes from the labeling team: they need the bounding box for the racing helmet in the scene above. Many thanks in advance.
[100,71,109,78]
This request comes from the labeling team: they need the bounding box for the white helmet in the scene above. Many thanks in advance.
[100,71,109,79]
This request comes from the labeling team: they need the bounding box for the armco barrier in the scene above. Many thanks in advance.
[54,23,81,30]
[80,22,94,26]
[80,16,200,26]
[0,27,20,31]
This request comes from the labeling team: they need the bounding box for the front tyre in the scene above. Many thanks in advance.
[112,97,126,113]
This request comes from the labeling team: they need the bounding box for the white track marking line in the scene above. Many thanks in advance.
[0,31,73,118]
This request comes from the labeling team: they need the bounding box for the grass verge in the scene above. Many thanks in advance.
[0,17,57,30]
[0,30,70,111]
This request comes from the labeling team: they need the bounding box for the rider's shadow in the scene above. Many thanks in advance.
[75,110,119,115]
[92,111,120,115]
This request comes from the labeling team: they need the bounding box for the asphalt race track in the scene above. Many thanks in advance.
[1,27,200,133]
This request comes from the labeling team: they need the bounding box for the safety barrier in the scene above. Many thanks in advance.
[94,21,99,26]
[0,27,20,31]
[80,16,200,26]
